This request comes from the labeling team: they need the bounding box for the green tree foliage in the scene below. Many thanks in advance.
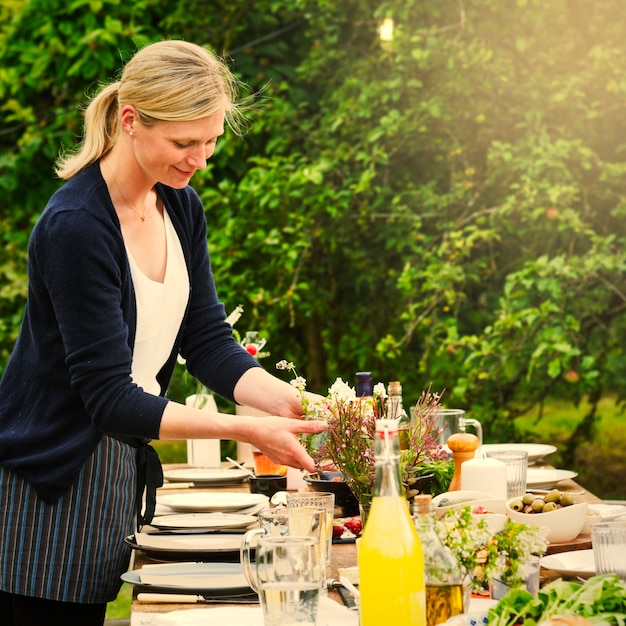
[2,0,626,458]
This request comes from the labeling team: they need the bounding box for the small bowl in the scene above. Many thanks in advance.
[505,496,588,543]
[304,472,360,517]
[432,490,507,520]
[472,512,508,534]
[248,474,287,498]
[582,507,603,534]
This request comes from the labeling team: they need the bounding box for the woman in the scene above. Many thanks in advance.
[0,40,325,625]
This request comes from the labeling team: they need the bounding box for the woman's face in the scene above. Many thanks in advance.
[133,111,225,189]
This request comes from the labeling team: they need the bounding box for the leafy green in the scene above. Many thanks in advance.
[488,575,626,626]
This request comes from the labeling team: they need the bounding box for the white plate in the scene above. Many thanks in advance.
[163,468,249,486]
[526,468,578,489]
[150,512,257,531]
[127,532,249,556]
[158,492,268,513]
[121,562,252,596]
[587,503,626,520]
[481,443,557,464]
[540,549,596,579]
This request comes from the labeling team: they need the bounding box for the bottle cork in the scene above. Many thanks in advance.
[447,432,480,492]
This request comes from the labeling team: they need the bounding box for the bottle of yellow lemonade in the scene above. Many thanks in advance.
[358,419,426,625]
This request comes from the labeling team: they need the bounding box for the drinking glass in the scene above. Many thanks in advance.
[252,449,287,476]
[484,450,528,499]
[433,409,483,454]
[241,507,328,590]
[241,330,267,356]
[287,491,335,566]
[242,535,321,626]
[592,521,626,582]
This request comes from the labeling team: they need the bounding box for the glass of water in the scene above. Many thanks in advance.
[242,535,322,626]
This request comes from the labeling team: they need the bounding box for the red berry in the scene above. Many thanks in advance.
[343,517,363,536]
[246,345,258,356]
[332,524,345,538]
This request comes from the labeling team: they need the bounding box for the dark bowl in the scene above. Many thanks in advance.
[248,474,287,498]
[406,472,435,496]
[304,472,360,517]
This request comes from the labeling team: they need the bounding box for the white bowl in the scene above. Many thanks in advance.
[582,508,603,534]
[432,490,507,520]
[505,496,588,543]
[472,512,507,534]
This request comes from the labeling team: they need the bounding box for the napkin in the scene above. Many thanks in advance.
[131,596,359,626]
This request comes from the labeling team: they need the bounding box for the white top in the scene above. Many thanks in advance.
[126,209,189,395]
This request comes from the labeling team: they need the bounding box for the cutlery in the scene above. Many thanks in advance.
[158,482,194,490]
[137,592,259,604]
[339,576,361,601]
[530,488,585,495]
[139,528,249,536]
[328,579,360,610]
[226,457,255,477]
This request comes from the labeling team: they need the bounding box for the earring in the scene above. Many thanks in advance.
[129,131,134,137]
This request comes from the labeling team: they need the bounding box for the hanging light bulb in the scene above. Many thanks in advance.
[379,17,394,42]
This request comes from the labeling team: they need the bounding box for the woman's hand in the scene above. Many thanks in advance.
[247,416,326,473]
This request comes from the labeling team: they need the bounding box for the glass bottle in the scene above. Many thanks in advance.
[355,371,373,398]
[358,419,426,625]
[413,494,465,626]
[387,380,410,450]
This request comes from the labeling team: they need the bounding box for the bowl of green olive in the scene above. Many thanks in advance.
[506,490,588,543]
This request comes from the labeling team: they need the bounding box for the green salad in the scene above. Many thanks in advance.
[487,574,626,625]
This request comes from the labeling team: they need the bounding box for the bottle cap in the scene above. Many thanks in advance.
[413,494,433,514]
[355,371,373,397]
[388,381,402,394]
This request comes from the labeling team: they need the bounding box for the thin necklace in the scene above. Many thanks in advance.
[115,181,148,223]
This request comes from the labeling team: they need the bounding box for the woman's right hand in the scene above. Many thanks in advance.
[246,415,326,473]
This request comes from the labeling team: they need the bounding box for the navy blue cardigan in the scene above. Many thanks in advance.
[0,161,259,502]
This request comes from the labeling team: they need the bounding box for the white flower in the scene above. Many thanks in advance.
[225,304,244,327]
[327,378,356,402]
[290,376,307,392]
[373,382,387,398]
[276,360,294,371]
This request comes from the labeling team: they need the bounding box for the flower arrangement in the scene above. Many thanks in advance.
[438,505,549,593]
[275,361,452,512]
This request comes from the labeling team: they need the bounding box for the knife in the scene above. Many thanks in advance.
[137,592,259,604]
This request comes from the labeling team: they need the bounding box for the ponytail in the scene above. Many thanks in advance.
[55,82,121,180]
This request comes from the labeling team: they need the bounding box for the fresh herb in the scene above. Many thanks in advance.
[488,574,626,625]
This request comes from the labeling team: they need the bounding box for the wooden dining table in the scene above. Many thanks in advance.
[128,462,604,618]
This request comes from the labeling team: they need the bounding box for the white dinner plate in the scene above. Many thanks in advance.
[526,468,577,489]
[481,443,557,464]
[126,532,249,557]
[163,468,249,486]
[158,492,268,513]
[150,512,257,531]
[121,562,253,596]
[540,549,596,579]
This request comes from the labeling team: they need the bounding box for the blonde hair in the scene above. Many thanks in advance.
[56,40,245,179]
